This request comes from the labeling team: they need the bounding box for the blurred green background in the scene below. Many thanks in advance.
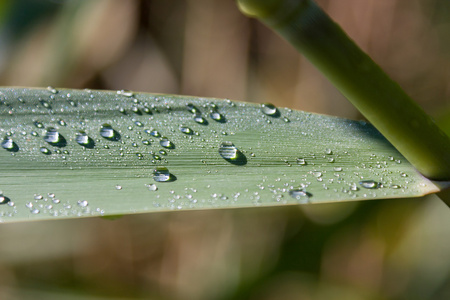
[0,0,450,299]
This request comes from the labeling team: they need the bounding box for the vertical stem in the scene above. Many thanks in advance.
[237,0,450,182]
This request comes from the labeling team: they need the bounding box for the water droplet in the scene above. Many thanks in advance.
[44,128,67,147]
[359,180,380,189]
[0,196,11,205]
[261,103,280,117]
[296,158,307,165]
[117,89,134,97]
[58,119,67,126]
[193,114,208,125]
[160,137,175,149]
[40,147,51,155]
[180,125,193,135]
[325,149,333,155]
[77,200,89,207]
[39,99,52,109]
[288,189,312,202]
[146,183,158,191]
[153,167,176,182]
[34,121,44,128]
[47,86,58,94]
[283,116,290,123]
[333,167,343,172]
[218,142,247,165]
[147,129,160,137]
[209,111,226,123]
[186,103,199,114]
[75,131,95,148]
[115,185,122,190]
[135,121,143,127]
[100,123,121,141]
[1,136,19,152]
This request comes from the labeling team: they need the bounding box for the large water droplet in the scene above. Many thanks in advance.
[218,142,247,165]
[359,180,380,189]
[1,136,19,152]
[261,103,280,118]
[100,123,121,141]
[160,137,175,149]
[75,131,95,148]
[44,128,67,147]
[153,167,176,182]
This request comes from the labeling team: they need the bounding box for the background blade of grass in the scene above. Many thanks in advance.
[0,87,443,222]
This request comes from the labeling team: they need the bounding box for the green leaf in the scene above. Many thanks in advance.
[0,87,444,222]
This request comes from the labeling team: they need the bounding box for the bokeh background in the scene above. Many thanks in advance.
[1,0,450,299]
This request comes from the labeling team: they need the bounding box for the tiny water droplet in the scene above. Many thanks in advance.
[117,89,134,97]
[325,149,333,155]
[34,121,44,128]
[115,185,122,190]
[39,99,52,109]
[77,200,89,207]
[261,103,280,117]
[40,147,51,155]
[359,180,380,189]
[47,86,58,94]
[153,167,176,182]
[296,158,307,165]
[218,142,247,165]
[180,125,193,135]
[160,137,175,149]
[135,121,143,127]
[100,123,120,141]
[146,183,158,191]
[186,103,199,114]
[147,129,161,137]
[58,119,67,126]
[333,167,343,172]
[193,114,208,125]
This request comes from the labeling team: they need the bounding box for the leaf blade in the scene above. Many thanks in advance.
[0,87,441,222]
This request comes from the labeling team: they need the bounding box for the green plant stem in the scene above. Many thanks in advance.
[237,0,450,182]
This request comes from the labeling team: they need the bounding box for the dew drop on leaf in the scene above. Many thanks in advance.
[75,131,95,148]
[1,136,19,152]
[261,103,280,117]
[180,125,193,135]
[219,142,247,165]
[44,128,66,147]
[193,114,208,125]
[288,189,312,202]
[100,123,120,141]
[359,180,380,189]
[40,147,51,155]
[160,137,174,149]
[153,167,176,182]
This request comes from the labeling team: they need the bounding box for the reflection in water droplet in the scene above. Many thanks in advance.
[261,103,280,117]
[75,131,95,148]
[296,158,307,165]
[1,136,19,152]
[39,99,52,109]
[194,114,208,125]
[100,124,120,141]
[219,142,247,165]
[44,128,67,147]
[288,189,312,202]
[153,167,176,182]
[40,147,51,155]
[146,129,160,137]
[359,180,380,189]
[160,137,175,149]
